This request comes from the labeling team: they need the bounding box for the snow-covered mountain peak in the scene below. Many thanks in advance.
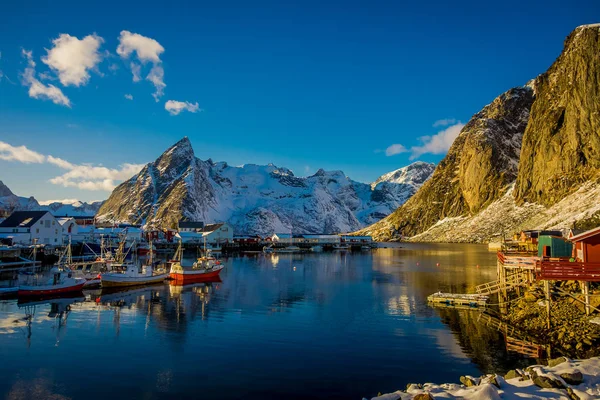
[97,137,433,234]
[371,161,436,190]
[0,181,14,197]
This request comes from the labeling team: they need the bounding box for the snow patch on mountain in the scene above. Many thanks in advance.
[97,138,435,235]
[0,180,103,216]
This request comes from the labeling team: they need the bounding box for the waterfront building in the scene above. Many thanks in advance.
[569,226,600,263]
[0,211,61,245]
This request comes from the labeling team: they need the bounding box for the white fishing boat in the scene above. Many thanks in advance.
[101,240,167,288]
[310,245,323,252]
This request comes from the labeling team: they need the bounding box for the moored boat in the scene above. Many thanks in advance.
[101,239,168,288]
[18,267,86,297]
[169,242,224,284]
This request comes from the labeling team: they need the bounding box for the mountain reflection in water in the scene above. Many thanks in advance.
[0,243,537,400]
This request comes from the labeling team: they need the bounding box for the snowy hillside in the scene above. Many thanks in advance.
[0,180,103,216]
[97,137,434,235]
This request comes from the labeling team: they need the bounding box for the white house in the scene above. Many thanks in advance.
[56,217,78,240]
[178,221,205,233]
[176,222,233,245]
[0,211,61,245]
[202,223,233,245]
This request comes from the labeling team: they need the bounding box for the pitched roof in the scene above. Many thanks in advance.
[202,223,224,232]
[570,226,600,242]
[0,211,50,228]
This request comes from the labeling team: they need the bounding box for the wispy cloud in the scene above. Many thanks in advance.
[409,122,464,159]
[432,118,457,127]
[0,141,46,163]
[117,31,166,101]
[21,50,71,107]
[165,100,201,116]
[384,121,465,159]
[385,144,408,156]
[124,94,133,100]
[42,33,104,87]
[0,140,144,191]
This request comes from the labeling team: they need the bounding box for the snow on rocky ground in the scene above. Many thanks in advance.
[369,357,600,400]
[410,181,600,243]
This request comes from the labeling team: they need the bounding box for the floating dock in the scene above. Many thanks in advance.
[427,292,488,308]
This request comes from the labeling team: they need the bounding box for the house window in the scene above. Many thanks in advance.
[52,221,55,226]
[12,229,17,233]
[55,229,58,234]
[54,238,57,242]
[36,228,40,234]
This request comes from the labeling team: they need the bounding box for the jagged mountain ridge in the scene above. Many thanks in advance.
[96,138,435,235]
[359,24,600,242]
[358,86,534,240]
[0,180,103,217]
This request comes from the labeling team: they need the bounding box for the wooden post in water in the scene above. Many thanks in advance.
[544,280,551,329]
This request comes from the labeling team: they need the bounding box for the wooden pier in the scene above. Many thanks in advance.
[427,292,489,308]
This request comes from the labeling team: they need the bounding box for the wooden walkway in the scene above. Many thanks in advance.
[475,270,528,295]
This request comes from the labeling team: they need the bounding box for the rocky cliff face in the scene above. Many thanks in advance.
[97,138,435,235]
[515,24,600,205]
[360,24,600,242]
[360,86,534,240]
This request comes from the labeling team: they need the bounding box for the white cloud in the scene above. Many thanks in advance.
[0,140,144,191]
[385,144,408,156]
[21,50,71,107]
[124,94,133,100]
[165,100,201,116]
[116,31,164,63]
[409,122,465,160]
[130,62,141,82]
[0,141,46,163]
[432,118,457,127]
[38,198,81,205]
[117,31,166,101]
[42,33,104,87]
[49,163,144,191]
[383,122,465,160]
[147,65,165,101]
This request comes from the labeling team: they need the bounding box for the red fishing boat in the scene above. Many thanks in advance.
[169,242,224,284]
[18,267,86,297]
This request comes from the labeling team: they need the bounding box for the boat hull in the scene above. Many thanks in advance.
[101,274,167,288]
[18,281,86,297]
[169,267,223,285]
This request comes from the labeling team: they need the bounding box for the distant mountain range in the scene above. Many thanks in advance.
[96,138,435,235]
[0,180,103,217]
[357,24,600,242]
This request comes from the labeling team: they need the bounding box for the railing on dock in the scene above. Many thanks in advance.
[497,251,538,270]
[475,271,528,295]
[536,260,600,282]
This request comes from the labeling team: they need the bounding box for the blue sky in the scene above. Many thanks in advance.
[0,0,598,202]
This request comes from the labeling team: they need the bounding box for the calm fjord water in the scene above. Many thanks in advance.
[0,243,532,399]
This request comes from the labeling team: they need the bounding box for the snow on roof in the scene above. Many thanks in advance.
[273,233,292,239]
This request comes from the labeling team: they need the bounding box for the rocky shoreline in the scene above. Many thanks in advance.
[368,356,600,400]
[368,283,600,399]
